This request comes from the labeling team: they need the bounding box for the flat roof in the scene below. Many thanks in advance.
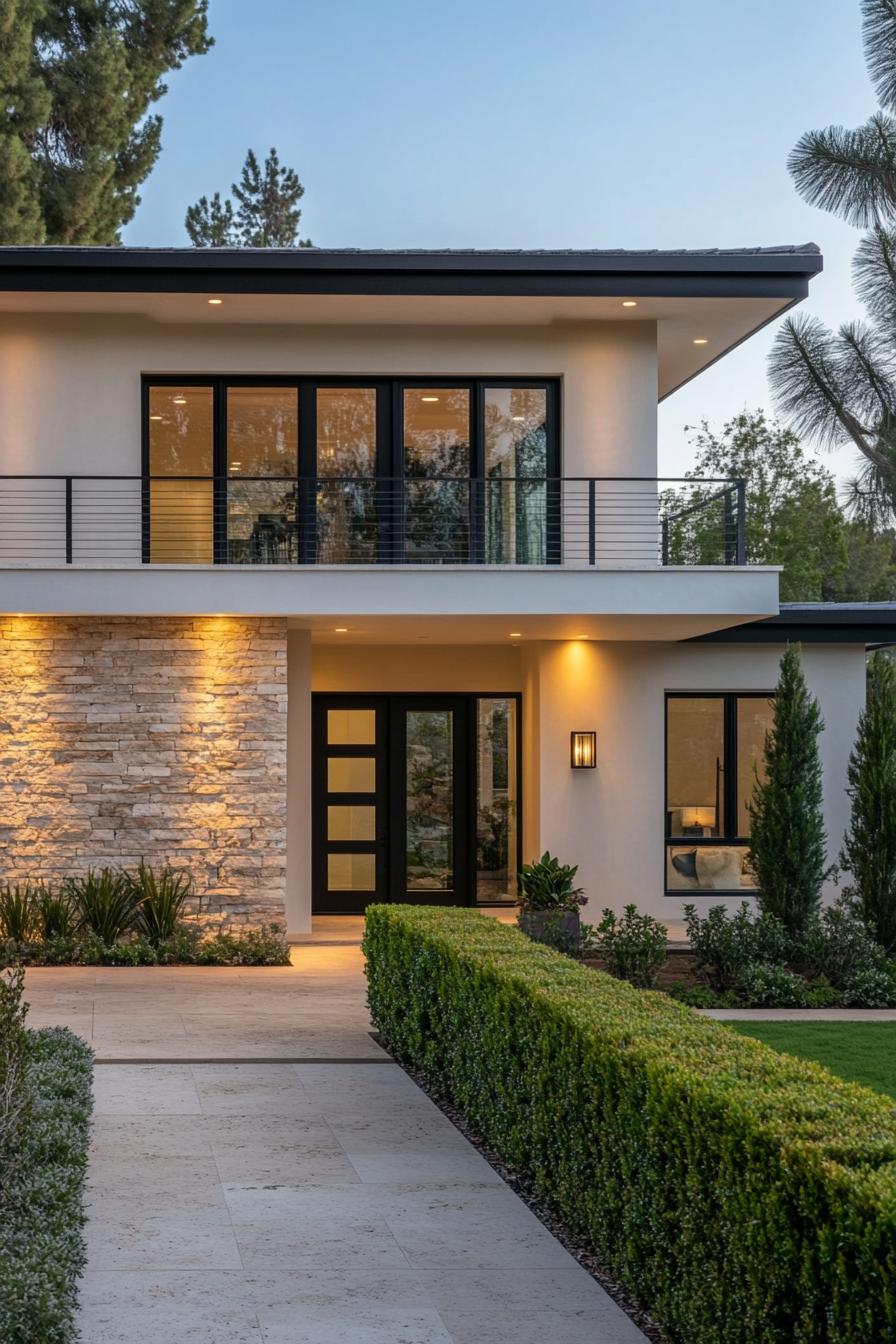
[0,244,823,401]
[0,244,823,298]
[689,602,896,647]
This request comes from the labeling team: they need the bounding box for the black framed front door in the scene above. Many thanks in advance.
[312,693,480,914]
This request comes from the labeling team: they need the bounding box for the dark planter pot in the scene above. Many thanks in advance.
[519,910,581,942]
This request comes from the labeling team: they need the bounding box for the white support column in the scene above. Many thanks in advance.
[286,628,313,936]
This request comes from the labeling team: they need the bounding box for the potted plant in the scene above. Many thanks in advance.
[517,851,586,944]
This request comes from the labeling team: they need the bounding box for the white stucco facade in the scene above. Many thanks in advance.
[0,246,873,939]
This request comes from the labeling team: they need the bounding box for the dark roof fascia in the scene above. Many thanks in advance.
[688,605,896,647]
[0,245,823,300]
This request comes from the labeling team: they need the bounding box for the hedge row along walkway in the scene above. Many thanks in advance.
[23,949,647,1344]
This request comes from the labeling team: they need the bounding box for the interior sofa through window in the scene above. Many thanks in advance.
[665,692,774,893]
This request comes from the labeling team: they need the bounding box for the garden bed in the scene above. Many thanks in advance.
[0,973,93,1344]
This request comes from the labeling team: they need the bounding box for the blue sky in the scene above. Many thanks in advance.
[127,0,875,482]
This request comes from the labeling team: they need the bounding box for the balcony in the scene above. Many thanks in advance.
[0,475,747,569]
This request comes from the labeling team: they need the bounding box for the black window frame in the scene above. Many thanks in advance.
[141,375,560,564]
[664,690,774,896]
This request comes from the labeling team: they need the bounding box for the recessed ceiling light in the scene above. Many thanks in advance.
[149,414,163,421]
[622,300,637,308]
[208,298,223,305]
[509,632,522,638]
[420,395,440,403]
[511,415,525,422]
[334,627,348,633]
[172,395,187,404]
[693,338,709,346]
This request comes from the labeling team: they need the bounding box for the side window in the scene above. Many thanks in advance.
[665,693,774,893]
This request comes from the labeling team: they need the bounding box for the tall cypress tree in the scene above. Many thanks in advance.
[0,0,212,244]
[748,644,828,936]
[841,653,896,951]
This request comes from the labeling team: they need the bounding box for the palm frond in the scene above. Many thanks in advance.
[788,113,896,225]
[863,0,896,114]
[853,224,896,323]
[768,314,859,448]
[835,320,896,424]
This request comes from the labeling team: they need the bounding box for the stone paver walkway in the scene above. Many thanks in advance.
[24,947,648,1344]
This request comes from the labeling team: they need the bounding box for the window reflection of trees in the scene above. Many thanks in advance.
[317,389,378,563]
[405,711,454,891]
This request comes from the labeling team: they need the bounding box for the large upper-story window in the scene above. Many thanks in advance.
[143,377,558,565]
[665,692,774,893]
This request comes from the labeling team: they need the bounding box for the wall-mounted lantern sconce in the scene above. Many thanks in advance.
[570,731,597,769]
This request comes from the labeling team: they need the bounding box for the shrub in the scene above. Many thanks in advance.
[734,962,809,1008]
[749,644,829,936]
[0,884,38,943]
[517,852,585,912]
[796,895,887,987]
[127,861,192,945]
[0,988,92,1344]
[0,969,30,1174]
[593,904,668,988]
[36,889,77,943]
[194,923,291,966]
[364,904,896,1343]
[843,966,896,1009]
[684,901,790,992]
[66,868,140,944]
[841,652,896,953]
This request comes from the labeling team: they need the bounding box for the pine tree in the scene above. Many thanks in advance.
[748,644,829,936]
[184,191,235,247]
[185,147,312,247]
[0,0,212,244]
[841,653,896,951]
[0,0,49,243]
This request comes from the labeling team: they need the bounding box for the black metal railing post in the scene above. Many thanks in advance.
[588,478,596,566]
[65,477,73,564]
[723,489,735,565]
[735,479,747,566]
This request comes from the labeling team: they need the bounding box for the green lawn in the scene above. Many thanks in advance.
[728,1022,896,1099]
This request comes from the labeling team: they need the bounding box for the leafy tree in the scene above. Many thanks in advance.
[749,645,829,937]
[841,653,896,952]
[768,0,896,523]
[185,147,312,247]
[663,410,848,598]
[0,0,212,244]
[824,520,896,599]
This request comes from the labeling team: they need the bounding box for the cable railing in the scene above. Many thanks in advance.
[0,475,747,567]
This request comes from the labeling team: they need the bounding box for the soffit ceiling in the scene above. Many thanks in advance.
[0,289,791,400]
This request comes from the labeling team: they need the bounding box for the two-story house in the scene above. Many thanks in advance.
[0,243,884,937]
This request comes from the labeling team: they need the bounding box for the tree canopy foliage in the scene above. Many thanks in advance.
[0,0,212,244]
[185,147,312,247]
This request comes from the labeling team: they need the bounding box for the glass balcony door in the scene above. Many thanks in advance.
[144,378,558,566]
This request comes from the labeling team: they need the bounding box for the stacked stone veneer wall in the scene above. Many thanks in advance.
[0,616,287,926]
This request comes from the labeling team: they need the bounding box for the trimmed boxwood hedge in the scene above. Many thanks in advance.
[363,905,896,1344]
[0,1028,93,1344]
